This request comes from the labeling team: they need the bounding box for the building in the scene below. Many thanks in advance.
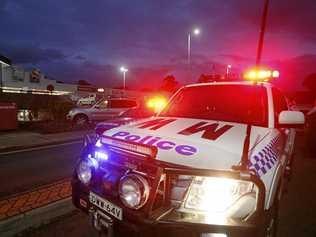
[0,56,77,95]
[0,54,150,106]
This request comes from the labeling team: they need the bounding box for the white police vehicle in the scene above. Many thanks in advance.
[72,70,305,237]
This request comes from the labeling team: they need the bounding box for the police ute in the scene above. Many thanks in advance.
[72,69,305,237]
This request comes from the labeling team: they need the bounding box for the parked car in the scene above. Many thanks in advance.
[77,93,98,106]
[67,98,137,126]
[305,106,316,154]
[95,106,154,136]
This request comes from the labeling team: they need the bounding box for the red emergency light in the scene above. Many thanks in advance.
[244,68,279,82]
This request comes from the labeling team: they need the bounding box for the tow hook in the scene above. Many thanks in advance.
[89,209,114,237]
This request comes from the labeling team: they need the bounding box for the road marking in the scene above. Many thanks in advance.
[0,140,82,156]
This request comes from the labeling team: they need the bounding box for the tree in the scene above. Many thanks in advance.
[197,74,222,83]
[303,74,316,92]
[198,74,209,83]
[47,84,54,94]
[159,75,178,93]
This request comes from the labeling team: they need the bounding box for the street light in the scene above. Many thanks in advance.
[120,66,128,90]
[256,0,270,66]
[187,28,200,65]
[226,64,232,78]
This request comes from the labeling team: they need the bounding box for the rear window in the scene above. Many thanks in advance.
[160,84,268,127]
[110,100,137,108]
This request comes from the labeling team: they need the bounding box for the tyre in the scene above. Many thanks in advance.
[73,114,89,128]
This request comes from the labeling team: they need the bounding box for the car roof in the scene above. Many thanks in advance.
[184,81,273,89]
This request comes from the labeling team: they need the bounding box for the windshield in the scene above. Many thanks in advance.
[160,84,268,127]
[120,107,153,118]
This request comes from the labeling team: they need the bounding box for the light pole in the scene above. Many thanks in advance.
[187,28,200,66]
[256,0,270,66]
[226,64,232,78]
[120,66,128,90]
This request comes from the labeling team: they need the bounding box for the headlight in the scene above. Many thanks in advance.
[183,177,258,218]
[76,159,93,185]
[119,174,149,209]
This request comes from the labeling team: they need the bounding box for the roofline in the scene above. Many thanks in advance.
[184,81,275,89]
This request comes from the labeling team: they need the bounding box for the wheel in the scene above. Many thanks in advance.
[266,189,280,237]
[73,114,89,127]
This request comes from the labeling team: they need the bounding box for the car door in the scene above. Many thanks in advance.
[272,88,296,163]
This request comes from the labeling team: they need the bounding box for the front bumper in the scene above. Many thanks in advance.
[72,136,268,237]
[72,179,266,237]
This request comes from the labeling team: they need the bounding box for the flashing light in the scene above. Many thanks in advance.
[95,151,109,161]
[95,139,102,148]
[146,96,167,112]
[272,70,279,78]
[97,88,104,93]
[244,68,279,82]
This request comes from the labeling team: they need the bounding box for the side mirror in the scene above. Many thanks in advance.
[278,111,305,128]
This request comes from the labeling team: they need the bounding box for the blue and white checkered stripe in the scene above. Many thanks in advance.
[248,136,281,177]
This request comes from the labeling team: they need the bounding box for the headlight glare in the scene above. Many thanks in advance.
[184,177,257,215]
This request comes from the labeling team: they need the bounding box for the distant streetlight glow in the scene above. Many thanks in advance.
[193,28,200,35]
[119,66,128,90]
[226,64,232,78]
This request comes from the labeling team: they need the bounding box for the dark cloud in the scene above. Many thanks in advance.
[0,0,315,90]
[0,43,67,64]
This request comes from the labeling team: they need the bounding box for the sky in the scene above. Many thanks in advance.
[0,0,315,90]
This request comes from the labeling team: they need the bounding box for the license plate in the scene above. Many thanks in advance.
[89,192,123,220]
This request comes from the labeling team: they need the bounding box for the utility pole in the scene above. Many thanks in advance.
[256,0,270,66]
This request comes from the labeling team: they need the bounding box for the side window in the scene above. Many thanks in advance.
[110,100,136,108]
[272,88,288,124]
[98,100,109,109]
[125,100,137,108]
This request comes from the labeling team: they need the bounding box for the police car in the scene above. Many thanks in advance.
[72,69,305,237]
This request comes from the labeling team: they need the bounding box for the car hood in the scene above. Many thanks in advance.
[102,117,271,170]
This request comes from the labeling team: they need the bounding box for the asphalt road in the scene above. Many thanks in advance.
[0,142,82,197]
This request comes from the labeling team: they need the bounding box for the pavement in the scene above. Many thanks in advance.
[0,129,92,153]
[0,180,71,221]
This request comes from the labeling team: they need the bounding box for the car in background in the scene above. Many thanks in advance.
[305,105,316,154]
[77,93,98,106]
[95,106,154,136]
[67,98,137,126]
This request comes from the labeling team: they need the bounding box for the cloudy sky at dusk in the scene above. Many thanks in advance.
[0,0,315,90]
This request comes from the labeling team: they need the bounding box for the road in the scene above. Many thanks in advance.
[0,142,82,197]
